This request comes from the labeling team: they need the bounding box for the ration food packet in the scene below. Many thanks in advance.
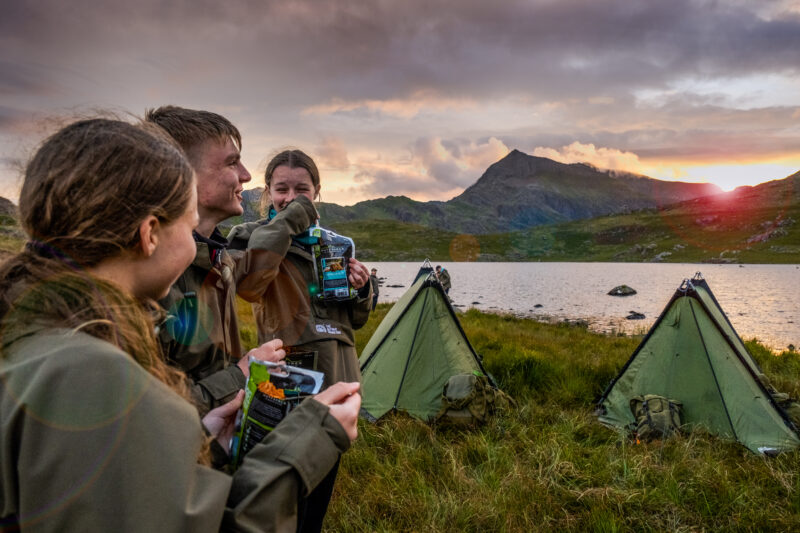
[229,358,324,469]
[309,222,358,301]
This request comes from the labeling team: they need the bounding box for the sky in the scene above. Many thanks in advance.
[2,0,800,204]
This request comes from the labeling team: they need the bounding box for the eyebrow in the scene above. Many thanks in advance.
[224,153,241,165]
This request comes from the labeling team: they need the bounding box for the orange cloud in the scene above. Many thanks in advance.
[302,91,476,119]
[532,142,648,175]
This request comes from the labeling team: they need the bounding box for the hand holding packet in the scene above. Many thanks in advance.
[309,222,358,301]
[229,358,325,469]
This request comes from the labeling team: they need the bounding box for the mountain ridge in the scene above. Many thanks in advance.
[243,149,723,234]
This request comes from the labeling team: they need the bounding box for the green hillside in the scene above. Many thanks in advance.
[329,175,800,263]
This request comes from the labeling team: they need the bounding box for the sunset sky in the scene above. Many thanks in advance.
[2,0,800,204]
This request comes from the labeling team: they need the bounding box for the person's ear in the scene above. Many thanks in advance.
[137,215,160,258]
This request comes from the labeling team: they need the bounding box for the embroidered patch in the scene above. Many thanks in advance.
[315,323,342,335]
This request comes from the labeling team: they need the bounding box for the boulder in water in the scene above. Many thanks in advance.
[608,285,637,296]
[626,311,645,320]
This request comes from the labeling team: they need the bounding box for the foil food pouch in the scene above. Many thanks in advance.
[309,223,358,301]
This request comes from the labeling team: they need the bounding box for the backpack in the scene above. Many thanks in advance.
[434,373,513,426]
[769,392,800,430]
[629,395,683,441]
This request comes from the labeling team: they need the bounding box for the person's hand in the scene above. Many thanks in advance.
[202,389,245,455]
[238,338,286,377]
[347,258,369,290]
[314,382,361,442]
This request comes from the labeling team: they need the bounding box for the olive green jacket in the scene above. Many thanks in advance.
[228,196,372,387]
[0,329,349,532]
[159,239,246,416]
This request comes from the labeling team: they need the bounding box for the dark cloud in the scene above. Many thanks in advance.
[2,0,799,105]
[0,0,799,200]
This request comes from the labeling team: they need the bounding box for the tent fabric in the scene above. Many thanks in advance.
[359,273,493,421]
[597,274,800,454]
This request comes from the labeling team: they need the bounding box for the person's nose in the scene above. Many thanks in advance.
[238,163,252,184]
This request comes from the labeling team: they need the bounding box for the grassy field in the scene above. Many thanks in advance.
[235,300,800,532]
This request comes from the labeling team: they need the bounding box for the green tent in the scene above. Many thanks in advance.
[597,273,800,454]
[359,271,494,421]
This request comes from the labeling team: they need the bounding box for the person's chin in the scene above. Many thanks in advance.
[226,204,244,217]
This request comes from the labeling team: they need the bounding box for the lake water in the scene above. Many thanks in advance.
[368,262,800,351]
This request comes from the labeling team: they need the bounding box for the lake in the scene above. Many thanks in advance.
[368,262,800,351]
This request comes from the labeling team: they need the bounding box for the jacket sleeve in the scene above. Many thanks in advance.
[192,363,247,416]
[349,280,373,331]
[223,399,350,532]
[158,317,247,417]
[4,333,348,532]
[233,196,317,302]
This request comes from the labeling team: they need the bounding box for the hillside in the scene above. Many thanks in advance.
[325,171,800,263]
[242,150,722,234]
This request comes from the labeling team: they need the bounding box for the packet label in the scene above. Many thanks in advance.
[309,224,357,301]
[230,358,324,469]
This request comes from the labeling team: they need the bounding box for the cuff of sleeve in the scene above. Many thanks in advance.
[357,283,371,299]
[197,363,247,403]
[274,398,349,496]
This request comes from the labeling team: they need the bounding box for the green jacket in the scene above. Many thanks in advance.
[228,196,372,387]
[159,235,246,416]
[0,329,349,532]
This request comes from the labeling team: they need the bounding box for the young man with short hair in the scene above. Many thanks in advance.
[146,106,283,415]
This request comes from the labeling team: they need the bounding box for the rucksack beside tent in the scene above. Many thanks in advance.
[596,273,800,454]
[359,271,495,421]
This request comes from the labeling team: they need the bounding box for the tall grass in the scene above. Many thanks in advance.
[238,301,800,531]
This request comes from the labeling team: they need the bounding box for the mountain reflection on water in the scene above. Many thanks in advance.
[368,262,800,351]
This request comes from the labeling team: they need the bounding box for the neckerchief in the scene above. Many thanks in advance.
[193,227,228,266]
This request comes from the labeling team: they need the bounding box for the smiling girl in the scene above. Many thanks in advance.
[228,148,372,532]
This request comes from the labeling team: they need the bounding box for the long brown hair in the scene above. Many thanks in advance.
[261,149,321,213]
[0,118,207,457]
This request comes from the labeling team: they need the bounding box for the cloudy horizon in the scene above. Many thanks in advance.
[2,0,799,204]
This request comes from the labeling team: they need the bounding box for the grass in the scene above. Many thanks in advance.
[235,301,800,531]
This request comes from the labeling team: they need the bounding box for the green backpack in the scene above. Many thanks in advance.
[434,373,512,426]
[769,392,800,430]
[629,395,683,441]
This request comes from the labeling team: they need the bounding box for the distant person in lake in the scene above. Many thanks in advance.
[0,118,360,531]
[370,268,380,311]
[436,265,452,295]
[227,148,372,533]
[145,106,286,416]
